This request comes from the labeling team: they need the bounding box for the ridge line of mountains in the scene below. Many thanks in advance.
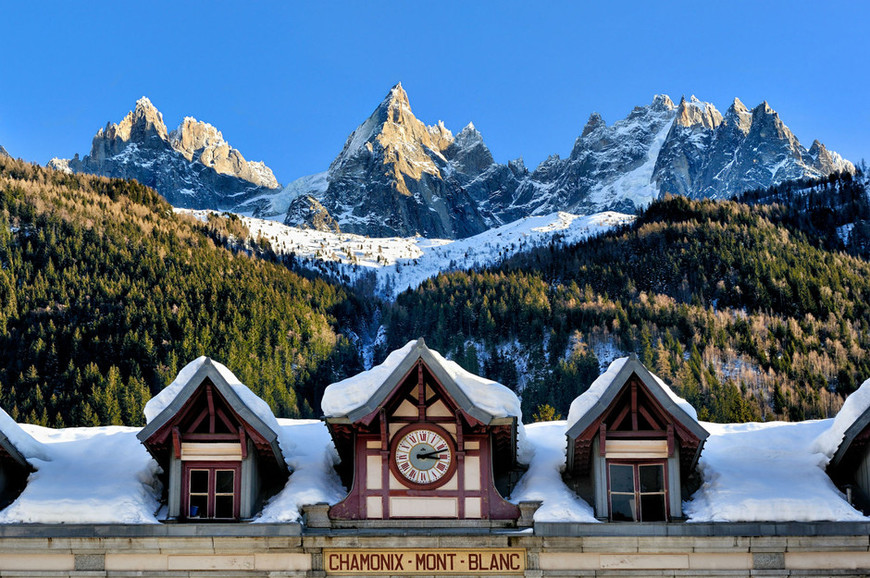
[42,84,853,240]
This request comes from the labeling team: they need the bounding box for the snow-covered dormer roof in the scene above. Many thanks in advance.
[814,377,870,466]
[322,339,522,425]
[565,355,709,473]
[137,357,285,470]
[0,406,46,468]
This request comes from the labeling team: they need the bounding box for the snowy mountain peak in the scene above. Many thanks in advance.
[581,112,606,138]
[724,98,752,135]
[96,95,168,146]
[455,122,484,145]
[675,96,723,129]
[169,116,279,189]
[651,94,676,111]
[52,97,280,210]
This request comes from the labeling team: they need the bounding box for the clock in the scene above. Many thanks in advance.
[391,424,456,488]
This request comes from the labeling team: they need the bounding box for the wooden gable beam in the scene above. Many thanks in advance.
[239,426,248,459]
[172,427,181,459]
[631,380,638,431]
[206,383,216,433]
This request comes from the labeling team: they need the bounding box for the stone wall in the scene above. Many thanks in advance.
[1,523,869,577]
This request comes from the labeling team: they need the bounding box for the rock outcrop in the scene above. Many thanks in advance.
[51,97,281,209]
[283,84,490,238]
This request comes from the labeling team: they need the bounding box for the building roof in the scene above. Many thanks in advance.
[0,406,45,469]
[813,377,870,468]
[322,339,521,426]
[565,355,709,473]
[137,357,285,470]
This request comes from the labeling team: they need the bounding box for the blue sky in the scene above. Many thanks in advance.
[1,1,867,184]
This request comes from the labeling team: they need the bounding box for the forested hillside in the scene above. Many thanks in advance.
[385,196,870,423]
[735,168,870,259]
[0,157,364,426]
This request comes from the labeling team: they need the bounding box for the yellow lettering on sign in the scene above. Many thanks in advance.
[323,549,525,575]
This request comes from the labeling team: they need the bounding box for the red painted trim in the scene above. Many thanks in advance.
[180,461,241,521]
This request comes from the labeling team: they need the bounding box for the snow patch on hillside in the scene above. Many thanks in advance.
[213,210,633,299]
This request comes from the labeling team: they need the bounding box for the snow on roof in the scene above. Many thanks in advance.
[0,406,48,463]
[322,339,531,463]
[812,376,870,460]
[321,341,418,418]
[566,356,698,429]
[685,420,866,522]
[509,421,597,522]
[255,419,347,523]
[0,425,160,524]
[322,340,523,421]
[143,356,281,438]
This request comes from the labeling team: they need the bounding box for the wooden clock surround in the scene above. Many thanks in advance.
[326,341,521,525]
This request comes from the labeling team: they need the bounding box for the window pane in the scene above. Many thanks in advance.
[216,470,235,494]
[215,495,234,519]
[639,464,664,492]
[641,493,667,521]
[610,494,636,521]
[190,470,209,494]
[189,494,208,518]
[609,464,634,493]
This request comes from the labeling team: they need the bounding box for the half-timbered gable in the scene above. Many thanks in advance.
[566,355,708,521]
[137,357,288,521]
[324,339,522,526]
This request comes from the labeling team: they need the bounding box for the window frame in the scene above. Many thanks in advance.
[181,461,241,521]
[606,459,669,522]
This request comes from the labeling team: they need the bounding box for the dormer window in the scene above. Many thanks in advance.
[565,355,708,522]
[137,357,288,522]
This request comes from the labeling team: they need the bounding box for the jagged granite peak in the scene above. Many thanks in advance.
[654,97,854,200]
[170,117,278,188]
[51,97,281,210]
[495,94,853,219]
[0,145,8,158]
[581,113,606,138]
[724,98,753,135]
[448,122,494,174]
[675,96,723,129]
[496,95,681,221]
[288,83,489,239]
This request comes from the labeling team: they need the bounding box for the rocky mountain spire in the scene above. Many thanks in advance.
[675,96,723,129]
[290,83,490,238]
[51,97,281,209]
[170,117,278,189]
[0,144,8,158]
[723,98,752,135]
[581,112,606,138]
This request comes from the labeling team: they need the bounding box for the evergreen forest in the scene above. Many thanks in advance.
[3,155,870,427]
[384,194,870,423]
[0,156,365,427]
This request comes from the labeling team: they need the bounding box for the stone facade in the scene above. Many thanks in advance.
[1,523,870,576]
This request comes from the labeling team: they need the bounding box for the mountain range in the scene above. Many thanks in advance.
[48,97,280,209]
[49,86,853,239]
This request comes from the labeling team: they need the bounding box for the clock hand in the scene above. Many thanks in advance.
[416,450,447,459]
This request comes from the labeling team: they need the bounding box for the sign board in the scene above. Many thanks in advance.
[323,548,526,575]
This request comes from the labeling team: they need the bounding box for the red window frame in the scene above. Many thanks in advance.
[606,459,669,522]
[181,461,241,521]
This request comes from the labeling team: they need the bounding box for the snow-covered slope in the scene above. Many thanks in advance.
[184,208,633,299]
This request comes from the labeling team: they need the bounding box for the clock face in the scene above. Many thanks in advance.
[393,426,454,487]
